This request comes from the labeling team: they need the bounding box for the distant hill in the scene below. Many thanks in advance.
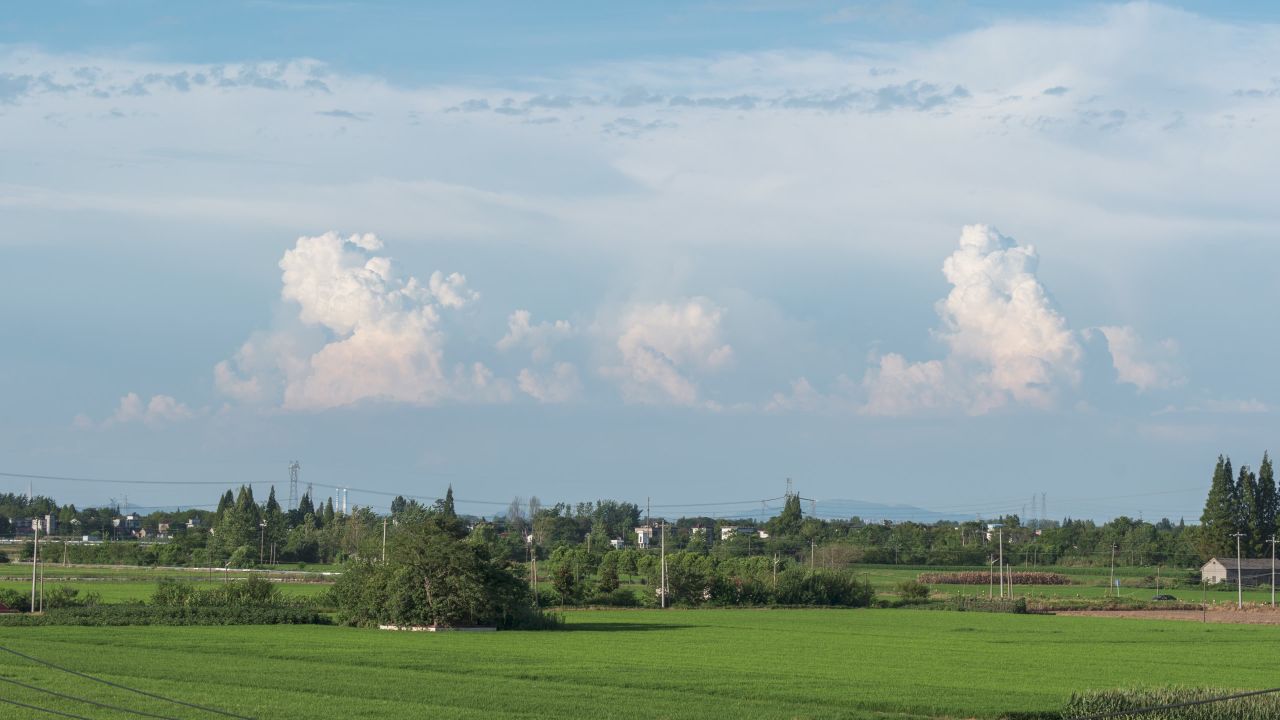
[808,499,979,524]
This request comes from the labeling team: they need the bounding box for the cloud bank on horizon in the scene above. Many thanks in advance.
[105,223,1188,420]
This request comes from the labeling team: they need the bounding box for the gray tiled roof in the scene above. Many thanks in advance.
[1206,558,1276,570]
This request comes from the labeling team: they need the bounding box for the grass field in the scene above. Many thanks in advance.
[0,562,335,603]
[2,609,1278,719]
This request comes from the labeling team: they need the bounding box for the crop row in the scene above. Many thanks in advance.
[917,571,1073,585]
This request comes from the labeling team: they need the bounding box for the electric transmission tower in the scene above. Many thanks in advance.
[288,461,300,511]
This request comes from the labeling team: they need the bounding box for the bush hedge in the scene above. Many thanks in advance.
[0,604,329,626]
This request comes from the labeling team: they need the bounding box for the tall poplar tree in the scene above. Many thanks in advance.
[1238,464,1259,553]
[1200,455,1239,558]
[1255,452,1278,555]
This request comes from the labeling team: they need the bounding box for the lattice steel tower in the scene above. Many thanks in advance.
[288,461,300,511]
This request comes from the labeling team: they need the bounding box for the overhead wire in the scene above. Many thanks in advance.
[0,675,182,720]
[0,696,96,720]
[1068,687,1280,719]
[0,645,254,720]
[2,467,1209,524]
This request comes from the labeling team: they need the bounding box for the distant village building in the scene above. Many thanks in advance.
[1201,557,1276,586]
[609,538,626,550]
[720,526,761,541]
[635,526,653,549]
[113,513,142,537]
[690,526,705,536]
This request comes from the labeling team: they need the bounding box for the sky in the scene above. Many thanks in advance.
[3,1,1279,522]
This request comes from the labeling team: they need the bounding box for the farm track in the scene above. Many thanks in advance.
[1059,606,1280,624]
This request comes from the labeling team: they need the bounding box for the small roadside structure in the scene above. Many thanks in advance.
[378,624,496,632]
[1201,557,1275,586]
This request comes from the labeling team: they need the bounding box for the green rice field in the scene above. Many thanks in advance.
[2,608,1278,719]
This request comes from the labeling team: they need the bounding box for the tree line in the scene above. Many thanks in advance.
[14,456,1272,573]
[1199,452,1277,558]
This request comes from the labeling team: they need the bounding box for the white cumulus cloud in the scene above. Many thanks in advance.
[80,392,196,428]
[518,362,583,403]
[1094,325,1185,392]
[497,310,573,362]
[861,224,1082,415]
[604,298,733,406]
[216,232,482,410]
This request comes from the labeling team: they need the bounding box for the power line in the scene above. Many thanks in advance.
[1,467,1208,523]
[0,675,182,720]
[0,471,230,486]
[0,645,254,720]
[0,696,96,720]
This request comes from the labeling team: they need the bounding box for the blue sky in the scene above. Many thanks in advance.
[3,1,1279,521]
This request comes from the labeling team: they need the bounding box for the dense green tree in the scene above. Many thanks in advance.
[595,560,620,594]
[552,562,578,604]
[215,490,234,520]
[439,486,456,519]
[331,519,549,629]
[1238,464,1261,553]
[1256,453,1278,555]
[768,493,804,538]
[1200,455,1239,558]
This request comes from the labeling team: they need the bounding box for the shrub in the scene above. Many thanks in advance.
[896,580,931,600]
[583,588,640,607]
[150,577,282,608]
[774,569,874,607]
[0,588,31,612]
[44,586,102,609]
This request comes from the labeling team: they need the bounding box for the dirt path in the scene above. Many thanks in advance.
[1058,607,1280,625]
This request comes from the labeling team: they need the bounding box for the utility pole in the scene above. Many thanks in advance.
[660,521,667,609]
[772,553,779,588]
[1269,535,1278,608]
[1110,544,1117,598]
[998,527,1004,598]
[30,521,38,612]
[810,540,815,571]
[382,518,388,563]
[1233,532,1246,609]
